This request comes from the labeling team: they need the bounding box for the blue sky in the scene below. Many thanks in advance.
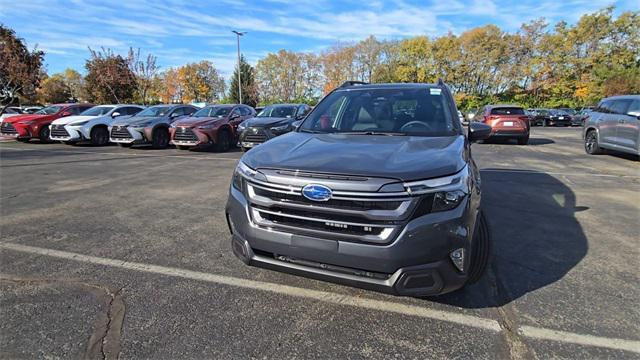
[0,0,636,79]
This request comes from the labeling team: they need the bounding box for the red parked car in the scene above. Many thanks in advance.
[0,103,94,142]
[169,104,255,151]
[475,104,530,145]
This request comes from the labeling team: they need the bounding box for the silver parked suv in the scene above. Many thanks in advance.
[584,95,640,156]
[225,81,493,297]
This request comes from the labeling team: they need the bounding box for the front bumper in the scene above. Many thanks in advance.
[50,124,87,141]
[169,127,213,147]
[238,127,283,148]
[225,184,475,297]
[1,122,33,139]
[109,126,146,144]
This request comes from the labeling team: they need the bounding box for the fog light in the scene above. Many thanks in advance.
[450,248,465,272]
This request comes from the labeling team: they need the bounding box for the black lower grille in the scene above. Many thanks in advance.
[243,129,267,143]
[252,186,402,211]
[1,122,18,135]
[110,126,132,139]
[174,127,198,142]
[50,125,69,137]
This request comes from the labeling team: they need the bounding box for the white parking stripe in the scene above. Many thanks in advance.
[0,146,239,161]
[1,242,639,354]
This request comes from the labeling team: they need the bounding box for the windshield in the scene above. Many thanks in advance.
[299,87,457,136]
[35,106,63,115]
[137,106,172,117]
[257,106,296,118]
[80,106,115,116]
[550,109,570,116]
[192,106,231,118]
[491,107,524,115]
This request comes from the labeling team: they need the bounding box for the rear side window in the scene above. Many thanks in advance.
[610,100,632,115]
[490,107,524,115]
[184,107,197,116]
[627,100,640,115]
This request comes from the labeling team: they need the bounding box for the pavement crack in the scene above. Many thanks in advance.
[487,263,536,360]
[0,274,125,360]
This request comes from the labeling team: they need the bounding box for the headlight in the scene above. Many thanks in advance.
[198,124,216,129]
[18,121,35,125]
[404,166,471,213]
[271,124,289,132]
[131,121,152,128]
[232,161,267,190]
[69,121,89,127]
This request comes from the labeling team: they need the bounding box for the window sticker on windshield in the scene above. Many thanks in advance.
[430,88,442,95]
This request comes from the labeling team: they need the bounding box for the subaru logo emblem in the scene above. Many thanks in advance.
[302,184,332,202]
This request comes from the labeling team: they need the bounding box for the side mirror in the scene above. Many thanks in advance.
[468,122,492,142]
[111,112,121,118]
[170,112,180,118]
[61,111,72,117]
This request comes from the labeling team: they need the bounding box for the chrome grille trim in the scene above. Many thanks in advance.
[251,208,397,243]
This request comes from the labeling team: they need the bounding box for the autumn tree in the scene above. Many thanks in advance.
[321,44,357,93]
[0,25,44,114]
[37,73,71,103]
[158,68,182,103]
[255,50,322,104]
[178,61,225,103]
[84,47,136,104]
[228,55,258,106]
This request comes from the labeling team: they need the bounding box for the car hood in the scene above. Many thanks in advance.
[172,117,225,127]
[242,132,467,182]
[51,115,96,125]
[112,115,164,127]
[2,113,50,123]
[243,117,291,127]
[0,113,21,121]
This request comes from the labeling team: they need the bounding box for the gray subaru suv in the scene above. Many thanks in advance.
[225,81,493,297]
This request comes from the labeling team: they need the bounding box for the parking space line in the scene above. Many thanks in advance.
[1,242,639,354]
[0,146,240,161]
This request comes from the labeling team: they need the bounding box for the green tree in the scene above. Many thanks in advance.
[228,55,258,106]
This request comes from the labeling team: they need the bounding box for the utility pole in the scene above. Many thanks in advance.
[232,30,246,104]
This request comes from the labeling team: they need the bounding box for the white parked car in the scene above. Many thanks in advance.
[50,104,144,145]
[0,107,24,121]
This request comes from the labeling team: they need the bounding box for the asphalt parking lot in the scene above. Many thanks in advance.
[1,127,639,359]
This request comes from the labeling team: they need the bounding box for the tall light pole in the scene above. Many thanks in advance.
[232,30,246,104]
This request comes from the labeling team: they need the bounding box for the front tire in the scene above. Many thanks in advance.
[90,127,109,146]
[152,128,169,149]
[215,130,231,152]
[585,130,604,155]
[38,126,50,142]
[466,212,491,284]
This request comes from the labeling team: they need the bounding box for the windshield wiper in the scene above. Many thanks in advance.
[340,131,407,136]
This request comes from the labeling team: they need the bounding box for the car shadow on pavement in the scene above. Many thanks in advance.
[434,169,588,308]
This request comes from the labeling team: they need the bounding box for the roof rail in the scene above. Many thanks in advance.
[339,81,368,88]
[437,78,445,86]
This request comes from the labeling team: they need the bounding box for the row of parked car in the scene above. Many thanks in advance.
[0,102,312,152]
[464,107,592,127]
